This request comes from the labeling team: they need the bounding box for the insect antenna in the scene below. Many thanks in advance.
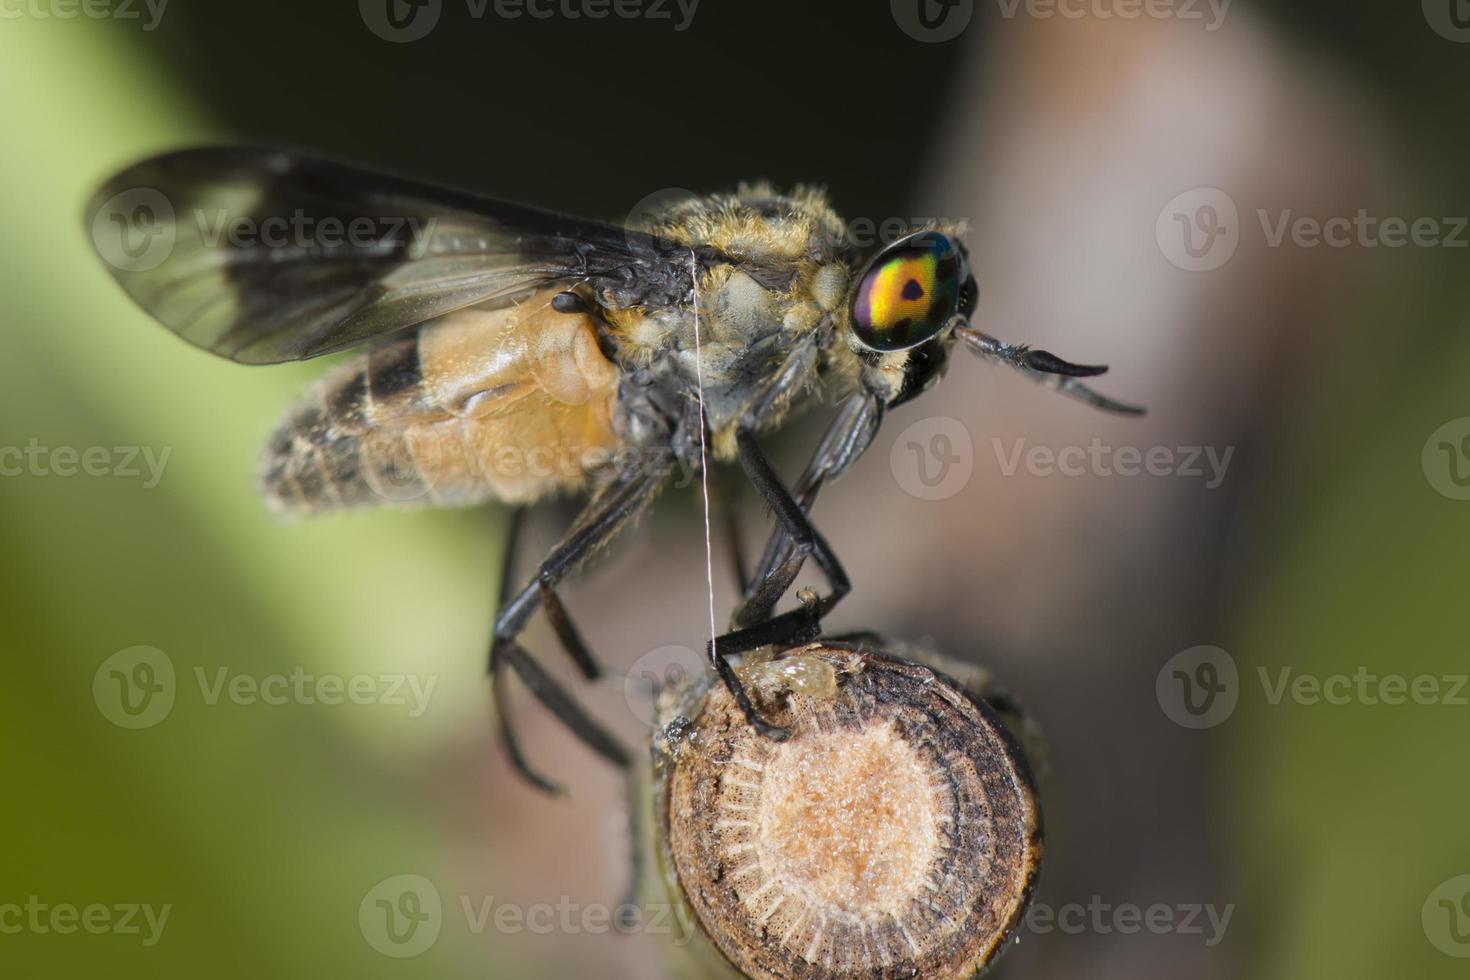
[955,323,1147,416]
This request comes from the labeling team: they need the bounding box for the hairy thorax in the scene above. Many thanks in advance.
[602,186,861,460]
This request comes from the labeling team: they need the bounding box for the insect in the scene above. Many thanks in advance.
[87,147,1142,794]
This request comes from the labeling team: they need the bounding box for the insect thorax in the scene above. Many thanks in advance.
[603,186,863,460]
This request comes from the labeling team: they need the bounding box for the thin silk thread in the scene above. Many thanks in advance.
[689,250,718,648]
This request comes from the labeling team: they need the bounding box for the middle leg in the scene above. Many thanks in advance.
[488,465,666,794]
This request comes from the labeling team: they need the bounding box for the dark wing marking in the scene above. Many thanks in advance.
[85,147,683,364]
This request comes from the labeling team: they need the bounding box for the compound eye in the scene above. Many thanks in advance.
[850,232,965,353]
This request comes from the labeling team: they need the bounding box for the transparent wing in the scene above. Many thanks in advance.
[85,147,669,364]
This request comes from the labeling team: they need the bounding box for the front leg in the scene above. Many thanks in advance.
[705,399,881,738]
[733,428,851,614]
[735,391,883,627]
[703,430,843,741]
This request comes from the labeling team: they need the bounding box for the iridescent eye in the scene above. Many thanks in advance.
[849,232,966,353]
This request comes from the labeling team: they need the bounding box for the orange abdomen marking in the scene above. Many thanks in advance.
[260,290,624,513]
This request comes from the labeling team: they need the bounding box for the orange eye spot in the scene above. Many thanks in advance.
[851,233,963,352]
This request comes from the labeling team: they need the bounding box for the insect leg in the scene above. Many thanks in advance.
[719,473,750,595]
[492,488,652,914]
[489,466,666,794]
[734,429,850,615]
[954,325,1146,416]
[702,430,852,739]
[735,393,883,627]
[487,509,599,684]
[537,581,600,681]
[706,605,825,741]
[488,509,560,792]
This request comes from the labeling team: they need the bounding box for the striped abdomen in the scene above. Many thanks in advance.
[260,291,624,514]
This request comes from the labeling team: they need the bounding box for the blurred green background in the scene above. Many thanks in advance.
[2,2,1469,978]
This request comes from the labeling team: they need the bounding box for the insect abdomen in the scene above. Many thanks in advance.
[260,297,625,514]
[259,339,443,512]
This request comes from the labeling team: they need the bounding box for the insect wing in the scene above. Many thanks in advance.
[85,147,666,364]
